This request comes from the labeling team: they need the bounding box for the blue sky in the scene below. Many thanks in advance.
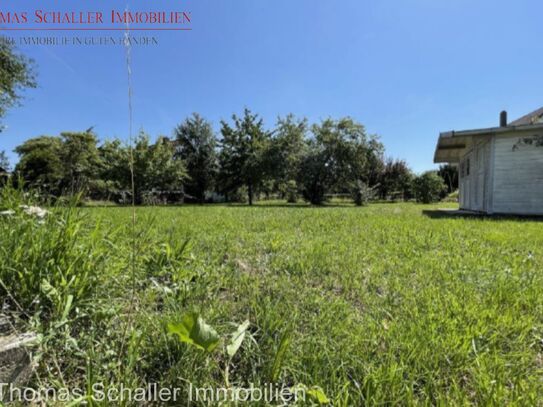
[1,0,542,172]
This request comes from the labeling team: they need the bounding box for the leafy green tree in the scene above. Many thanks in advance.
[268,114,308,202]
[313,118,384,188]
[412,171,447,204]
[131,133,187,203]
[174,114,218,203]
[219,109,271,205]
[0,150,10,171]
[0,39,36,126]
[147,136,187,193]
[14,136,63,195]
[299,117,384,204]
[297,140,332,205]
[378,158,413,200]
[437,164,458,194]
[95,139,130,200]
[59,131,102,195]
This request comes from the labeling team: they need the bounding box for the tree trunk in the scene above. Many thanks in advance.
[248,183,253,206]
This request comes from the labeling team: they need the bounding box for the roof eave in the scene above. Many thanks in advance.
[434,123,543,164]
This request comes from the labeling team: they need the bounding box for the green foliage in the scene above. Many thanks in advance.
[284,179,299,203]
[270,327,292,382]
[2,200,543,405]
[297,141,330,205]
[298,117,384,205]
[219,109,271,205]
[437,164,459,194]
[13,132,186,203]
[305,386,331,404]
[413,171,447,203]
[378,158,413,200]
[174,113,218,203]
[0,38,36,123]
[268,114,307,199]
[7,112,426,207]
[226,320,250,357]
[14,136,64,196]
[59,131,102,195]
[311,117,383,188]
[351,180,376,206]
[0,150,10,171]
[168,313,220,352]
[0,185,108,318]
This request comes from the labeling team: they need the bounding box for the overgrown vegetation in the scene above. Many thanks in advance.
[1,185,542,405]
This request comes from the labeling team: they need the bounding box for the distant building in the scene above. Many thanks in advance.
[434,108,543,215]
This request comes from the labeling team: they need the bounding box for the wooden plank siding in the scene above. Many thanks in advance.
[492,133,543,215]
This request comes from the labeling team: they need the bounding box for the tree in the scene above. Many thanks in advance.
[95,139,130,201]
[437,164,458,194]
[412,171,447,204]
[59,131,102,195]
[146,136,187,194]
[0,38,36,126]
[0,150,10,171]
[219,109,270,205]
[174,114,218,203]
[378,158,413,200]
[268,114,308,202]
[297,140,330,205]
[14,136,63,195]
[313,118,383,187]
[130,132,187,203]
[299,117,384,204]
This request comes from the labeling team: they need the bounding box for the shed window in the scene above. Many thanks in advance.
[466,158,470,176]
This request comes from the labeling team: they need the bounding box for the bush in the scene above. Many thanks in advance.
[351,180,375,206]
[412,171,447,204]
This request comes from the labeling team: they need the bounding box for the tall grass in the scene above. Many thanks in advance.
[1,189,542,405]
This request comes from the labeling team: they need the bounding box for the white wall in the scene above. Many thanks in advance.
[458,138,490,212]
[492,133,543,215]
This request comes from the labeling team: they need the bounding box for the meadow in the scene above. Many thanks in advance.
[1,193,543,405]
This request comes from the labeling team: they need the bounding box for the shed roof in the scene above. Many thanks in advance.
[508,107,543,126]
[434,108,543,163]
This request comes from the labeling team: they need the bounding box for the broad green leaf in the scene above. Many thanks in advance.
[306,386,330,405]
[167,313,220,352]
[226,320,250,357]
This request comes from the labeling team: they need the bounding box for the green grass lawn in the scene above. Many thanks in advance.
[2,201,543,405]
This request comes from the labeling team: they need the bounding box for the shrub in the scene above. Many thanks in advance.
[351,180,376,206]
[412,171,447,204]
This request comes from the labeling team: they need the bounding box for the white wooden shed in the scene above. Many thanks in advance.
[434,108,543,215]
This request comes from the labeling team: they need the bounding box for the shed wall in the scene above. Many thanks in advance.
[492,133,543,215]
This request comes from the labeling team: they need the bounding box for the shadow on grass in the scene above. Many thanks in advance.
[422,209,543,222]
